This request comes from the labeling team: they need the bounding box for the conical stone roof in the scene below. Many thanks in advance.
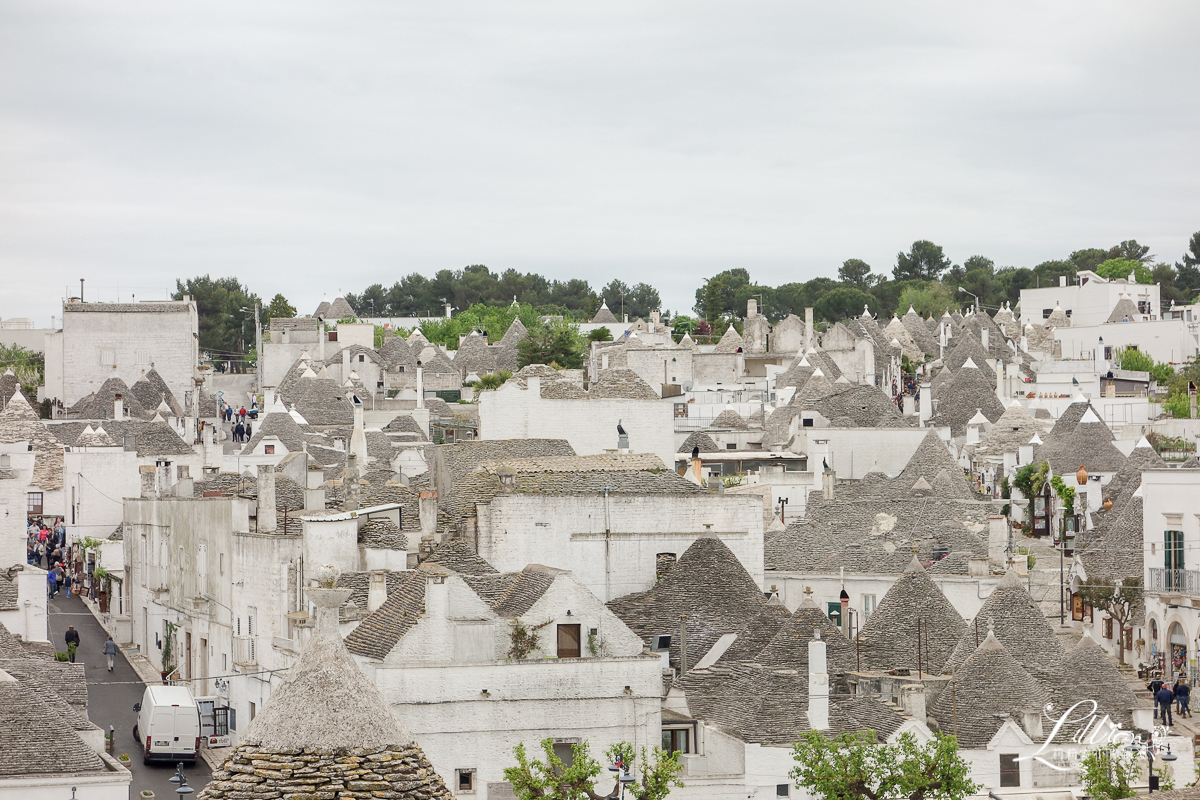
[857,557,967,674]
[608,538,766,671]
[709,408,748,430]
[927,630,1050,748]
[895,432,975,499]
[199,587,452,800]
[590,302,618,324]
[711,325,744,354]
[1036,408,1127,473]
[944,570,1066,681]
[756,597,857,673]
[678,432,719,454]
[1057,632,1138,728]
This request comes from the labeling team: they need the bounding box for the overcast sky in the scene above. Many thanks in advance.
[2,2,1198,325]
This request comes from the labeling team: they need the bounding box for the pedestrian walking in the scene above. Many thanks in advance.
[54,564,65,596]
[46,569,56,598]
[234,421,245,443]
[103,636,117,672]
[64,570,72,598]
[245,421,252,440]
[1157,682,1176,726]
[1148,676,1165,721]
[1176,679,1191,718]
[64,626,80,663]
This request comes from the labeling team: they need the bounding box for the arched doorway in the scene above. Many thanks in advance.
[1168,622,1188,680]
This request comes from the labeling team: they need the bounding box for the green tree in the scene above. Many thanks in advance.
[505,738,683,800]
[896,282,955,317]
[1078,740,1139,800]
[1176,232,1200,296]
[517,322,586,369]
[1095,258,1153,284]
[471,370,513,392]
[1076,578,1141,665]
[815,287,876,322]
[791,730,978,800]
[264,294,297,322]
[173,275,261,365]
[1070,248,1109,273]
[838,259,876,289]
[0,343,44,399]
[694,268,753,321]
[1106,239,1154,264]
[587,327,614,342]
[893,241,951,282]
[1113,347,1173,383]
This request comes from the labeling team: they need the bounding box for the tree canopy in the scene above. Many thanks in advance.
[173,275,260,359]
[505,738,683,800]
[791,730,978,800]
[517,321,586,369]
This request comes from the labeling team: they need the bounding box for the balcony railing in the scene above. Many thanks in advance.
[1148,568,1200,595]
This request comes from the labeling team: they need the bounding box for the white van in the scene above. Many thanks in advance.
[132,685,201,765]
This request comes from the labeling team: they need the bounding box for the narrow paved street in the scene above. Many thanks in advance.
[48,592,212,799]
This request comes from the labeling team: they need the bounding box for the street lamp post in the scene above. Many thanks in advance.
[241,303,262,402]
[958,287,979,312]
[170,762,196,798]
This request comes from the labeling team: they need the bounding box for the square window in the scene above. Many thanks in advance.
[777,785,790,797]
[552,743,576,768]
[999,754,1020,787]
[456,769,476,793]
[27,492,43,515]
[264,445,275,455]
[99,349,115,366]
[557,624,581,658]
[662,728,690,754]
[726,443,737,450]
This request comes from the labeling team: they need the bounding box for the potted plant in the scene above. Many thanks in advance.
[118,753,131,766]
[141,791,155,799]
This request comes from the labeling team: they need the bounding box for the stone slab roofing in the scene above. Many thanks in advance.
[130,368,185,417]
[895,432,977,499]
[0,671,104,775]
[1101,441,1165,507]
[464,565,557,618]
[64,301,189,313]
[0,574,15,612]
[927,631,1049,748]
[711,325,744,354]
[202,587,452,800]
[0,390,64,490]
[755,599,858,674]
[709,409,748,430]
[1057,632,1138,728]
[68,377,152,420]
[856,558,968,675]
[1035,410,1127,473]
[423,538,498,576]
[608,537,766,671]
[589,368,661,400]
[944,570,1066,682]
[678,432,720,454]
[476,453,666,474]
[677,661,907,745]
[974,402,1043,458]
[590,302,618,324]
[715,603,792,664]
[932,361,1006,437]
[902,308,939,356]
[438,439,576,485]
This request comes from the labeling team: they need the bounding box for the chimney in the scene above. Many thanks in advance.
[902,394,915,417]
[367,570,387,613]
[415,364,424,409]
[822,468,834,500]
[1059,275,1067,287]
[981,328,989,351]
[901,684,926,723]
[806,630,829,730]
[258,464,277,532]
[175,465,193,498]
[425,569,449,619]
[344,454,361,510]
[918,382,932,426]
[419,489,439,541]
[155,460,172,497]
[445,302,452,318]
[747,298,758,318]
[691,455,703,484]
[804,308,814,349]
[1022,708,1044,738]
[305,462,325,509]
[140,465,157,498]
[988,515,1007,565]
[349,394,368,466]
[114,393,124,421]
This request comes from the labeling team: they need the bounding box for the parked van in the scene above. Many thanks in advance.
[132,685,201,765]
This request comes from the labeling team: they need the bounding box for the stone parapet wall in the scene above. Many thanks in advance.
[199,743,453,800]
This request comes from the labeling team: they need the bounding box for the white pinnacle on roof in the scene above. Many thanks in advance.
[1072,390,1087,404]
[288,404,308,425]
[961,357,978,369]
[1029,432,1043,445]
[797,355,811,367]
[1134,436,1153,449]
[834,375,851,384]
[1133,484,1144,498]
[300,365,317,379]
[968,408,989,425]
[812,368,825,378]
[1079,407,1102,424]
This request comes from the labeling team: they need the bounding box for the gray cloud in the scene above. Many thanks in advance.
[2,1,1198,322]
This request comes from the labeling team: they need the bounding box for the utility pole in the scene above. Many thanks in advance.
[254,301,262,403]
